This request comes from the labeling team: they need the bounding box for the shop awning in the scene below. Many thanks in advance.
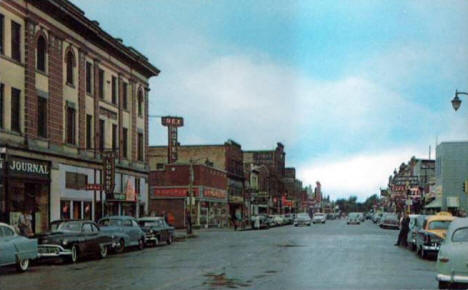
[447,197,459,208]
[425,198,442,209]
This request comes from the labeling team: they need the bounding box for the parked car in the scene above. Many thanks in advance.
[137,217,175,246]
[312,213,326,224]
[283,214,294,225]
[98,216,146,253]
[294,213,312,226]
[347,212,360,225]
[379,213,400,230]
[407,214,425,251]
[0,222,37,272]
[250,215,270,229]
[265,215,276,227]
[372,212,383,224]
[272,215,285,226]
[358,212,365,222]
[436,217,468,289]
[415,212,455,259]
[37,220,113,263]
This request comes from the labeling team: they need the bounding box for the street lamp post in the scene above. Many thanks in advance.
[451,90,468,111]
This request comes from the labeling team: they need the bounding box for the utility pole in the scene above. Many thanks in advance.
[188,158,194,234]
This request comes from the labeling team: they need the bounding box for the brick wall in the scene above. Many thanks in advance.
[24,19,37,139]
[131,80,137,161]
[148,199,185,229]
[78,49,86,148]
[48,33,64,145]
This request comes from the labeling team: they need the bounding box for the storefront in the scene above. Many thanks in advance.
[199,187,228,228]
[1,156,50,234]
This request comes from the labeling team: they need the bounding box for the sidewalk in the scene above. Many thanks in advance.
[174,229,197,241]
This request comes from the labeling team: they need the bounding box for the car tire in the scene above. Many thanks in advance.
[99,245,108,259]
[138,238,145,250]
[167,234,173,245]
[438,281,450,289]
[115,239,125,254]
[16,258,30,272]
[70,244,79,263]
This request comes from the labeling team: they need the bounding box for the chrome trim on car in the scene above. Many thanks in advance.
[437,273,468,283]
[37,244,72,257]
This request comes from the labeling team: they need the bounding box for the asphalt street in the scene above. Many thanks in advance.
[0,219,437,290]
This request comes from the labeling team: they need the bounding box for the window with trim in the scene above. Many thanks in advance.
[112,123,118,150]
[99,119,105,151]
[11,21,21,62]
[66,50,74,85]
[86,114,92,149]
[98,69,104,99]
[0,83,3,129]
[66,105,76,144]
[11,88,20,132]
[111,76,117,104]
[65,172,88,189]
[122,127,128,158]
[122,82,128,110]
[135,178,140,195]
[137,132,144,161]
[137,90,143,117]
[38,96,47,138]
[0,14,4,55]
[86,62,92,94]
[37,36,46,72]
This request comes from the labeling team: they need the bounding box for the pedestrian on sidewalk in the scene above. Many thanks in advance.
[186,209,192,234]
[395,212,410,247]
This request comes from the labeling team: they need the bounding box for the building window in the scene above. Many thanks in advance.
[38,96,47,138]
[98,69,104,99]
[11,88,20,132]
[37,36,46,72]
[66,106,76,144]
[0,14,4,55]
[156,163,164,170]
[135,178,140,196]
[66,50,74,85]
[111,76,117,105]
[86,62,92,94]
[137,90,143,117]
[65,172,88,190]
[122,127,128,159]
[112,123,117,150]
[86,114,92,149]
[11,21,21,62]
[122,82,128,110]
[61,200,71,220]
[137,132,144,161]
[0,83,3,129]
[99,119,105,151]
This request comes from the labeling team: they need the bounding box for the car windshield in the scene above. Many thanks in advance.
[452,228,468,242]
[428,221,451,230]
[99,219,122,227]
[138,220,160,227]
[314,213,324,217]
[297,214,309,218]
[50,221,81,232]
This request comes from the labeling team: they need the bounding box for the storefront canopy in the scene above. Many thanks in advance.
[425,198,442,209]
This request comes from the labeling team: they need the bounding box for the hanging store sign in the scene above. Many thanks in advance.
[161,116,184,164]
[102,151,116,196]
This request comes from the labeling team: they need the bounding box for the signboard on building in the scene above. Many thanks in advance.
[102,151,116,196]
[153,187,199,198]
[392,176,419,186]
[7,157,50,179]
[161,116,184,164]
[85,184,102,191]
[203,188,227,200]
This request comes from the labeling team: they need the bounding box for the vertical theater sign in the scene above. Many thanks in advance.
[161,116,184,164]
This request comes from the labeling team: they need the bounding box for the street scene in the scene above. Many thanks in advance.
[1,0,468,289]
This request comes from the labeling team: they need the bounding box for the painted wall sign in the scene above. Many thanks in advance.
[153,187,199,198]
[203,188,227,200]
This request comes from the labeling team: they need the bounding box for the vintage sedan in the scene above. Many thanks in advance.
[379,213,400,230]
[436,218,468,289]
[415,212,455,259]
[98,216,146,253]
[0,222,37,272]
[137,217,175,246]
[312,213,326,224]
[407,215,426,251]
[37,220,113,263]
[250,215,270,230]
[294,213,311,226]
[347,212,361,225]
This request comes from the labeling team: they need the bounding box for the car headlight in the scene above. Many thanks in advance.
[149,229,154,234]
[62,239,68,246]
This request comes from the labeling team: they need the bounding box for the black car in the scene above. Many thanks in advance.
[137,217,175,247]
[37,220,114,263]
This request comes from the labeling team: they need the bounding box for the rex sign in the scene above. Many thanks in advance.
[161,116,183,164]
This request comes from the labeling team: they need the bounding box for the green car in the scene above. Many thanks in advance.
[436,217,468,289]
[0,222,38,272]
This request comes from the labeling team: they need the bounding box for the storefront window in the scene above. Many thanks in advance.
[73,201,81,219]
[84,202,92,220]
[61,200,71,220]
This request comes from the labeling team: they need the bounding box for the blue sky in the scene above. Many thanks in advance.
[72,0,468,201]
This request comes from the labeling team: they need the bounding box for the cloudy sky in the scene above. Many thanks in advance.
[73,0,468,201]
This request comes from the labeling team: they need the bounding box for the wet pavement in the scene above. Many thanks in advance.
[0,219,437,289]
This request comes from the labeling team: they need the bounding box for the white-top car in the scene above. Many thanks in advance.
[294,213,311,227]
[312,213,326,224]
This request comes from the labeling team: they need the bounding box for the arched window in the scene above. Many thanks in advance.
[66,50,74,85]
[137,89,143,117]
[37,35,46,72]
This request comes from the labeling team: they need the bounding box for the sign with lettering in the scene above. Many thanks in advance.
[153,187,199,198]
[161,116,184,164]
[392,176,419,186]
[8,157,50,179]
[102,151,115,196]
[85,184,102,191]
[203,188,227,200]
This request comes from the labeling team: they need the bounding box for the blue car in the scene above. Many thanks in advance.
[98,216,145,253]
[0,222,38,272]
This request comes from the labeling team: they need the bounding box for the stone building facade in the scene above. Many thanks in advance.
[0,0,158,233]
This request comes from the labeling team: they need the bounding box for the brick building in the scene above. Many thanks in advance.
[0,0,158,233]
[243,143,286,213]
[148,139,245,225]
[282,167,303,213]
[149,163,228,229]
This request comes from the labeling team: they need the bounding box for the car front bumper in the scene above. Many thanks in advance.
[422,244,440,251]
[437,273,468,284]
[38,244,72,258]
